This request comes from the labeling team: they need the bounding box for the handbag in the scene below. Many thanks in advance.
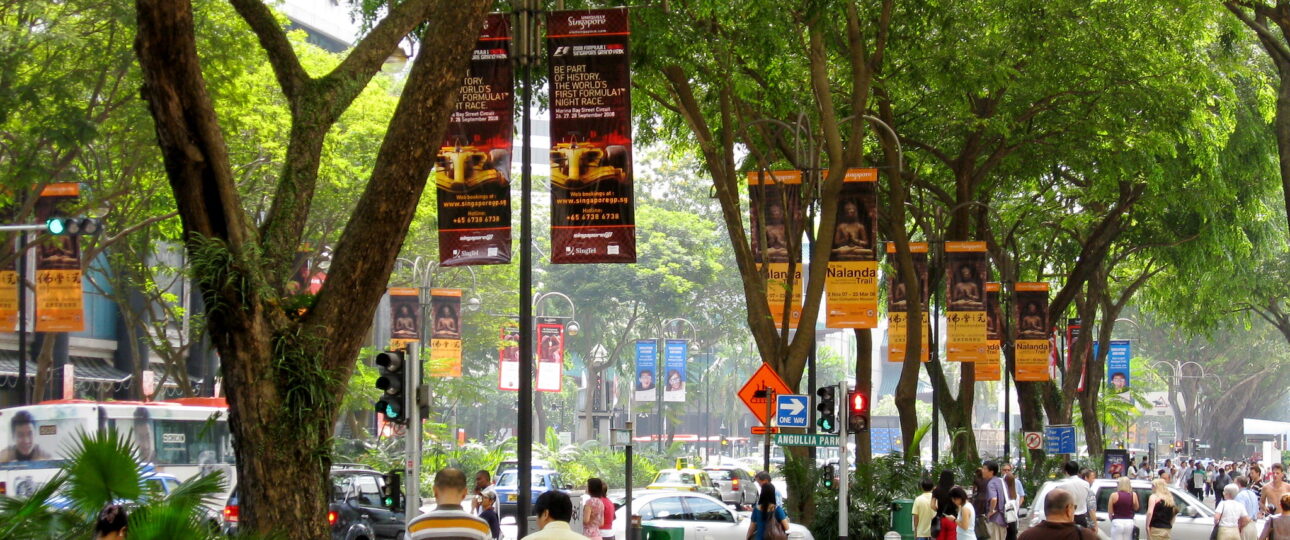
[1004,500,1018,524]
[764,510,788,540]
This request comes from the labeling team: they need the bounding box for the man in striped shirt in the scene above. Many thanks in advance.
[409,468,493,540]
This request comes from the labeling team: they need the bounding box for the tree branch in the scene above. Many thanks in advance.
[228,0,309,104]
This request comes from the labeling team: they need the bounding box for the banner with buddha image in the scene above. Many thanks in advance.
[825,169,879,328]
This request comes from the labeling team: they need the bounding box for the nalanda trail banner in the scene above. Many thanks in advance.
[975,282,1002,381]
[825,169,879,328]
[886,242,929,363]
[547,8,636,263]
[498,325,520,391]
[1014,282,1050,381]
[634,339,657,403]
[663,339,687,402]
[536,317,565,392]
[944,241,988,362]
[34,183,83,332]
[388,288,420,352]
[436,13,513,266]
[748,170,803,329]
[428,289,463,377]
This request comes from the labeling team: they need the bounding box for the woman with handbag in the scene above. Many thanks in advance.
[1109,477,1140,540]
[1146,478,1177,540]
[1259,493,1290,539]
[1216,484,1253,540]
[747,483,789,540]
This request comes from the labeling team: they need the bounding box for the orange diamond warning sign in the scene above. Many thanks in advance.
[738,363,794,425]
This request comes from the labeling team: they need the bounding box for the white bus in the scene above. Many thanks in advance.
[0,398,235,500]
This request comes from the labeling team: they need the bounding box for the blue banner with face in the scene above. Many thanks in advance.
[634,340,657,402]
[1100,340,1132,391]
[663,339,688,402]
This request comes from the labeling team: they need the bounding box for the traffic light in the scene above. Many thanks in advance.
[816,386,837,434]
[374,350,407,424]
[848,391,869,432]
[45,217,101,236]
[381,469,403,510]
[821,464,836,489]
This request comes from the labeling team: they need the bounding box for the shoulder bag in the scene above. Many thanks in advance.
[764,505,788,540]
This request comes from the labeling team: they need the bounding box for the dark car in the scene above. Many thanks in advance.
[224,468,404,540]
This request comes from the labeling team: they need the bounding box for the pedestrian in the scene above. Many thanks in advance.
[1250,465,1265,501]
[933,470,957,515]
[94,504,127,540]
[1080,468,1099,531]
[1261,463,1288,519]
[1192,461,1208,500]
[1235,476,1259,524]
[747,481,789,540]
[593,479,614,540]
[408,468,493,540]
[1001,462,1025,540]
[582,478,606,540]
[474,469,496,514]
[1136,457,1152,481]
[1018,489,1097,540]
[982,460,1008,540]
[479,491,502,540]
[1108,477,1140,540]
[523,490,588,540]
[1216,465,1232,499]
[1259,493,1290,539]
[1214,484,1253,540]
[755,470,783,505]
[952,486,975,540]
[914,476,936,540]
[1146,478,1177,540]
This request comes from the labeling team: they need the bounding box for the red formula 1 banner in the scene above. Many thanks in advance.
[498,325,520,391]
[546,8,635,264]
[536,317,566,392]
[825,169,879,328]
[436,13,514,266]
[945,241,988,362]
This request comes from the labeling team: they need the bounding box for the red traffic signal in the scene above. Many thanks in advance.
[848,392,868,415]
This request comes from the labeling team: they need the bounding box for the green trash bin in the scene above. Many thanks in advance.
[890,498,915,540]
[641,525,685,540]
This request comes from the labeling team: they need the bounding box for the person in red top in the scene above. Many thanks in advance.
[935,511,958,540]
[597,479,614,540]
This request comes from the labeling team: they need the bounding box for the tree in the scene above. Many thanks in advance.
[131,0,489,536]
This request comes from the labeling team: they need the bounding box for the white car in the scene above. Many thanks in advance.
[1028,478,1267,540]
[612,490,813,540]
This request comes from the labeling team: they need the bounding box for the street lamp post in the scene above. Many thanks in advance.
[652,317,696,452]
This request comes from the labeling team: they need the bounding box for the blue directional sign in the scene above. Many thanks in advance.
[775,394,809,428]
[1045,425,1077,455]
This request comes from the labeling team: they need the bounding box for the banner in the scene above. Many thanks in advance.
[388,288,420,352]
[945,241,988,362]
[436,13,513,266]
[749,170,803,328]
[825,169,879,328]
[663,339,687,402]
[35,183,83,332]
[634,339,657,402]
[428,289,463,377]
[886,242,929,363]
[498,326,520,391]
[547,8,635,263]
[0,248,16,332]
[536,317,565,392]
[1101,340,1132,391]
[1014,282,1050,381]
[1067,318,1088,392]
[975,282,1002,381]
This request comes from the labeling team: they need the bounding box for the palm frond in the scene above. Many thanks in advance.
[161,469,226,511]
[61,428,143,519]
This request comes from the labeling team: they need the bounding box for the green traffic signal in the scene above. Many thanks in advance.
[45,218,65,235]
[817,417,835,432]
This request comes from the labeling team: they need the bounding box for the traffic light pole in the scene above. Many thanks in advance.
[406,343,422,518]
[837,381,848,540]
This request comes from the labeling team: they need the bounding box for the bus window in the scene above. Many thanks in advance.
[153,419,233,466]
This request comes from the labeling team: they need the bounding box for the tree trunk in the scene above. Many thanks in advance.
[854,328,873,465]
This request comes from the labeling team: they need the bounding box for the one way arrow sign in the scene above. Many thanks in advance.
[775,394,809,428]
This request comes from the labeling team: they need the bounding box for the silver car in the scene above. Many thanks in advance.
[1028,478,1254,540]
[612,491,814,540]
[704,467,759,508]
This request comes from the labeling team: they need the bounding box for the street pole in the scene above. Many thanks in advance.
[838,381,848,540]
[405,343,422,517]
[763,391,773,473]
[1002,283,1012,461]
[625,421,635,540]
[16,233,28,404]
[930,243,941,464]
[514,1,536,536]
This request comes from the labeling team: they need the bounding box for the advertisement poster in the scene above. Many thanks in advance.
[1103,448,1130,478]
[976,282,1002,381]
[1014,282,1050,381]
[944,241,988,362]
[436,13,514,266]
[536,317,565,392]
[428,289,462,377]
[0,254,16,332]
[749,170,803,329]
[498,326,520,391]
[634,339,657,403]
[825,168,879,328]
[388,288,420,352]
[887,242,929,363]
[663,339,687,402]
[546,8,635,263]
[1102,339,1132,391]
[35,183,83,332]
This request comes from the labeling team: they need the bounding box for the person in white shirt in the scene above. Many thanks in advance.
[1044,461,1093,530]
[1214,484,1251,540]
[522,490,589,540]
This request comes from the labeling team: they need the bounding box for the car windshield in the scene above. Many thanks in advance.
[655,471,695,484]
[706,470,733,481]
[496,471,548,488]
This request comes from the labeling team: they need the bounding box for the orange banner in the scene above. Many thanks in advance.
[388,287,420,352]
[886,242,929,362]
[975,283,1002,381]
[35,183,83,332]
[428,289,463,377]
[945,241,987,362]
[825,168,879,328]
[1014,282,1050,381]
[763,262,802,329]
[0,269,16,331]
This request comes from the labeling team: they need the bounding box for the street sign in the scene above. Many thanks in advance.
[1024,431,1043,450]
[737,363,793,425]
[1045,425,1077,454]
[774,433,839,447]
[775,394,809,428]
[751,426,780,435]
